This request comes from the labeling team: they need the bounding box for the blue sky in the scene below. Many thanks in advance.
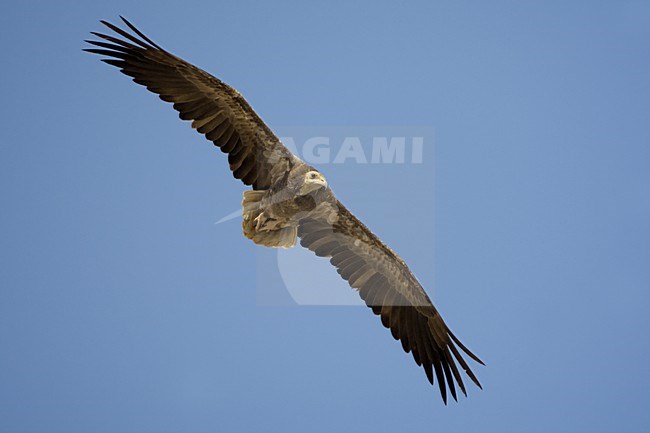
[1,1,650,432]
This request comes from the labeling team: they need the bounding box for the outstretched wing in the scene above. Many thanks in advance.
[299,200,484,404]
[85,17,300,190]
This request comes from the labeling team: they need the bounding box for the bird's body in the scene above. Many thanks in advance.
[242,166,333,248]
[86,17,484,404]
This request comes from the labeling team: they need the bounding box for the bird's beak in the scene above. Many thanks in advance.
[315,174,327,189]
[300,175,328,195]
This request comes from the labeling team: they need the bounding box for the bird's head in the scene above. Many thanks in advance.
[299,170,328,195]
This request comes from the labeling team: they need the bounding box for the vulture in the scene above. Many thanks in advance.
[85,17,484,404]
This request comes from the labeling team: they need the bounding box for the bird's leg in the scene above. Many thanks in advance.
[254,213,278,232]
[254,214,265,231]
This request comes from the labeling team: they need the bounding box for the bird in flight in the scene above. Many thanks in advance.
[85,17,484,404]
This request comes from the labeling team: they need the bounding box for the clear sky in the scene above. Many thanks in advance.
[1,1,649,432]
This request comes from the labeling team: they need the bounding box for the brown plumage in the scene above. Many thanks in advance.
[85,16,484,404]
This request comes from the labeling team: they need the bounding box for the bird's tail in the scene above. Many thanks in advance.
[242,190,297,248]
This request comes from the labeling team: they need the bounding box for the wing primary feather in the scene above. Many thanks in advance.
[432,360,447,404]
[389,316,401,341]
[444,346,467,397]
[84,40,132,53]
[388,303,401,333]
[101,59,125,68]
[411,345,422,367]
[398,309,410,348]
[423,360,434,385]
[408,309,426,368]
[448,329,485,365]
[90,32,142,51]
[119,16,165,51]
[100,20,153,50]
[441,355,458,402]
[448,342,483,390]
[416,312,447,403]
[416,319,448,398]
[83,48,129,59]
[400,334,410,353]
